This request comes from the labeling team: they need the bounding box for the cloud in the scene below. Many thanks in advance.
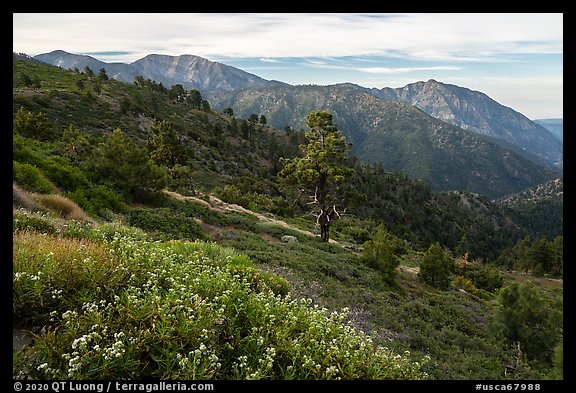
[259,57,281,63]
[358,66,462,74]
[13,13,563,62]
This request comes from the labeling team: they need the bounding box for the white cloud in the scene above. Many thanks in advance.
[13,13,563,61]
[358,66,462,74]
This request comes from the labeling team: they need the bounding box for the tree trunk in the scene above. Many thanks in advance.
[317,177,330,242]
[319,211,330,242]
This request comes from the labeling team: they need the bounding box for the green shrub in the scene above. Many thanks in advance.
[13,161,56,194]
[66,186,128,217]
[462,263,503,292]
[61,220,100,241]
[128,207,206,241]
[419,243,454,289]
[360,225,401,285]
[43,156,89,191]
[451,275,478,296]
[13,107,57,141]
[13,208,57,235]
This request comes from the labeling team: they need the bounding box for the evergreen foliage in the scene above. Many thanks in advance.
[360,225,402,285]
[419,242,454,289]
[147,119,187,167]
[493,282,562,364]
[86,128,169,200]
[496,236,563,277]
[279,111,352,242]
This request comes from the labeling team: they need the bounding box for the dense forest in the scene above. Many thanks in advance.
[12,53,563,381]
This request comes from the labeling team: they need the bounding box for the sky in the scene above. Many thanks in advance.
[13,13,563,120]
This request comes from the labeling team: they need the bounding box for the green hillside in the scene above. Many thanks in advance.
[12,54,563,380]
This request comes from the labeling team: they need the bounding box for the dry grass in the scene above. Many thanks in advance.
[14,182,94,223]
[13,230,117,274]
[13,183,43,211]
[32,193,94,222]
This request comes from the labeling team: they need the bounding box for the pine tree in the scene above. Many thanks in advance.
[493,282,562,363]
[279,111,352,242]
[419,242,453,289]
[147,119,187,167]
[360,225,401,284]
[90,128,169,199]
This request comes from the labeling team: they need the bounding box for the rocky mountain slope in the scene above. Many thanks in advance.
[34,50,285,93]
[358,80,563,170]
[497,178,563,207]
[208,84,559,199]
[534,118,563,142]
[32,50,561,198]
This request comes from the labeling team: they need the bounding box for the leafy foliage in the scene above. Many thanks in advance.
[13,228,427,380]
[496,236,563,277]
[13,161,56,194]
[86,128,170,200]
[147,119,187,167]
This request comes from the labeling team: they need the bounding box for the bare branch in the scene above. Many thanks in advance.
[332,205,341,219]
[289,188,306,207]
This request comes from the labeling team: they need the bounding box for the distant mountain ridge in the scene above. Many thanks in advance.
[33,50,286,93]
[533,119,563,142]
[34,50,562,172]
[355,80,563,170]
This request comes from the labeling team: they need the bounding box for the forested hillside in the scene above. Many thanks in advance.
[13,54,563,381]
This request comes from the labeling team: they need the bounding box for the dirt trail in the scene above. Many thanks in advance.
[162,190,327,241]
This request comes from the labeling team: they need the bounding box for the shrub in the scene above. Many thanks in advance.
[419,242,454,289]
[360,225,401,285]
[493,282,562,363]
[13,208,58,235]
[44,156,89,191]
[13,107,57,141]
[66,186,128,217]
[462,263,503,292]
[13,161,56,194]
[128,207,206,241]
[451,275,478,296]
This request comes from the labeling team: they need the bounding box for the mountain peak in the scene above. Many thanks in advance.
[34,50,285,93]
[366,80,562,170]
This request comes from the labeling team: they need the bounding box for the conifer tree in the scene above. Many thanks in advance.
[147,119,186,167]
[279,111,352,242]
[361,225,401,284]
[419,242,453,289]
[493,282,562,363]
[90,128,169,199]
